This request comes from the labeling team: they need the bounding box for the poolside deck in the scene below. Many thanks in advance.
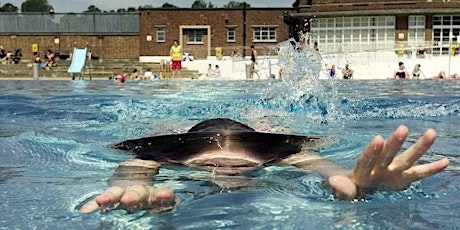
[0,58,199,80]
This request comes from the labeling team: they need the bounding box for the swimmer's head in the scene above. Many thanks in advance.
[115,74,125,83]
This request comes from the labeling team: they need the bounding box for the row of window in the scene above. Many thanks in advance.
[153,15,460,55]
[311,16,396,53]
[153,26,278,44]
[311,15,460,54]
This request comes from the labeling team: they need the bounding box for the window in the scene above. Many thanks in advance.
[253,26,277,42]
[432,15,460,54]
[187,29,203,44]
[311,16,395,53]
[227,27,236,42]
[156,26,165,42]
[408,16,425,47]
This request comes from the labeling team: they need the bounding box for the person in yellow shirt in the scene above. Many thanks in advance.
[170,40,182,78]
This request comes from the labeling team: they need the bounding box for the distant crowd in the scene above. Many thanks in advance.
[0,45,22,64]
[393,61,459,80]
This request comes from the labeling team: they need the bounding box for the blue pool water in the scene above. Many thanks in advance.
[0,78,459,229]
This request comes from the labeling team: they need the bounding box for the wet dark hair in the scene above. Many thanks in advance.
[399,62,404,66]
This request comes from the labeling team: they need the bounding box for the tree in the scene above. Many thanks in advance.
[160,3,178,8]
[84,5,101,13]
[1,3,19,12]
[21,0,53,12]
[116,7,137,12]
[224,1,251,8]
[126,7,137,12]
[191,0,215,8]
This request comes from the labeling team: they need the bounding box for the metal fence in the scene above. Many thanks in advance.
[0,12,139,35]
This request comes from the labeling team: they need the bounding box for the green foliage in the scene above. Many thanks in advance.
[1,3,19,12]
[191,0,215,8]
[116,7,137,12]
[224,1,251,8]
[84,5,101,13]
[161,3,178,8]
[21,0,53,12]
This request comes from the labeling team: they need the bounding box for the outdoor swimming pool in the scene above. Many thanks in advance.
[0,78,459,229]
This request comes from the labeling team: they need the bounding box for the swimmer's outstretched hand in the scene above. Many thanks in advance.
[329,126,450,200]
[80,185,180,214]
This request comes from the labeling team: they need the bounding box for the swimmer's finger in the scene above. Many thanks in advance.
[354,135,384,178]
[80,199,100,214]
[120,184,150,209]
[404,158,449,181]
[393,129,436,171]
[95,186,126,209]
[80,186,126,214]
[379,126,408,168]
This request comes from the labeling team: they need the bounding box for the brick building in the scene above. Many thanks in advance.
[285,0,460,54]
[3,1,460,59]
[0,13,140,60]
[138,7,292,59]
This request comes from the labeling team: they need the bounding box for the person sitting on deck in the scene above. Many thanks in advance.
[45,49,56,69]
[12,48,22,64]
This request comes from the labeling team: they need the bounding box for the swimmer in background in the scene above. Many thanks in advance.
[328,64,336,78]
[205,63,214,77]
[393,62,410,79]
[412,64,425,79]
[143,68,154,80]
[342,64,354,79]
[114,73,125,83]
[212,65,221,78]
[130,68,140,80]
[432,71,460,79]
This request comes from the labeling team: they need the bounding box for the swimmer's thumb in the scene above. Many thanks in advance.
[329,175,357,200]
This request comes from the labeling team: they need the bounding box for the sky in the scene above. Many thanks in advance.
[3,0,293,13]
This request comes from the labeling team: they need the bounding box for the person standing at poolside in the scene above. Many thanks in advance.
[393,62,410,79]
[170,40,182,79]
[342,64,354,79]
[250,45,261,79]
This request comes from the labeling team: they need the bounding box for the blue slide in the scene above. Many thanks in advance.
[67,46,88,74]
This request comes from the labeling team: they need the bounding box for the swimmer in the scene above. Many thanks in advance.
[393,62,410,79]
[80,118,449,214]
[412,64,425,79]
[342,64,354,79]
[114,74,125,83]
[432,71,460,79]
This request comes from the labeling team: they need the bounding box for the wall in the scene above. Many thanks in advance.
[0,35,139,59]
[139,8,292,59]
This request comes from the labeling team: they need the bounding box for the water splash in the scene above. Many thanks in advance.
[257,37,343,125]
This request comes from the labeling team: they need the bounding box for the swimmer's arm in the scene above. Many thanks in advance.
[108,158,160,187]
[280,126,450,200]
[279,151,349,179]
